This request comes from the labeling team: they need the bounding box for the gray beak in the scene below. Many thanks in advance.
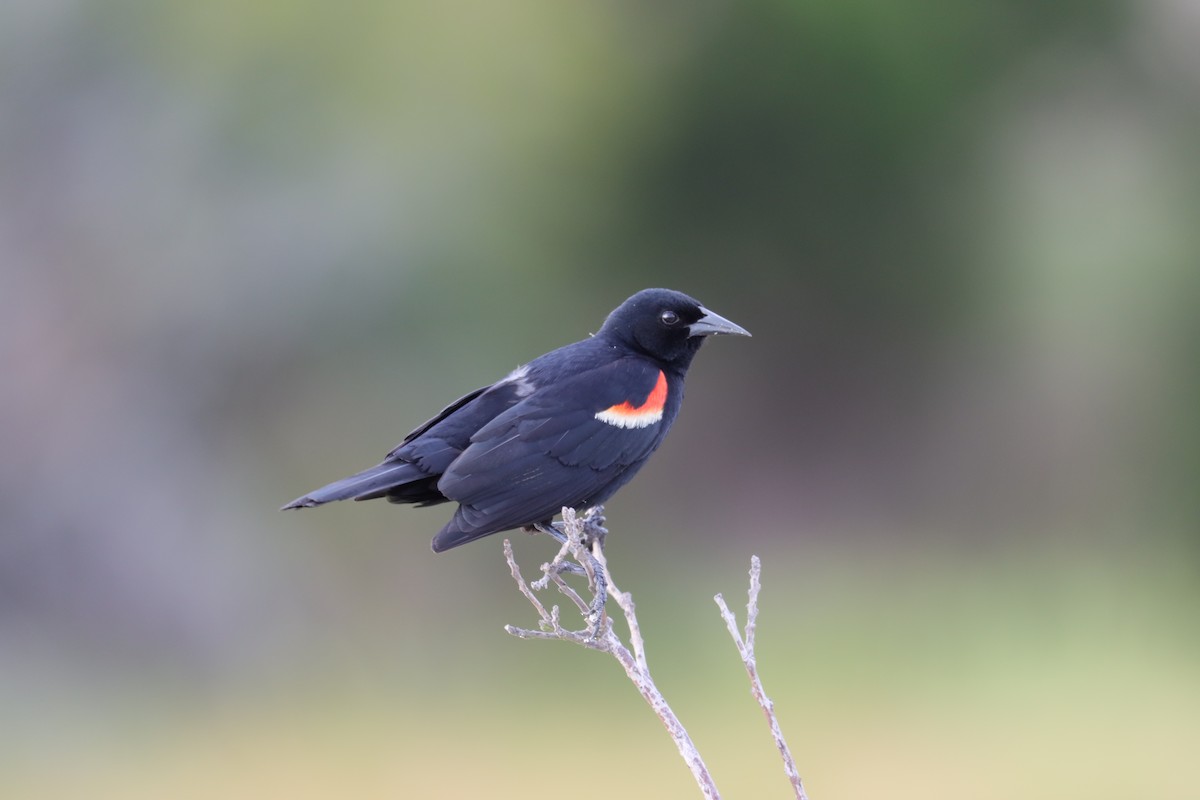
[688,306,752,338]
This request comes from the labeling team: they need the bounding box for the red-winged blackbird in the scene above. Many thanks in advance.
[283,288,750,552]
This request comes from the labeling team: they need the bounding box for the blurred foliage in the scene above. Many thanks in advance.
[2,0,1197,797]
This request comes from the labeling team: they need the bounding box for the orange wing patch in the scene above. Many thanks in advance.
[594,370,668,429]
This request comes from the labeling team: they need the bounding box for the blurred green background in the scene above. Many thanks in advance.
[3,1,1198,798]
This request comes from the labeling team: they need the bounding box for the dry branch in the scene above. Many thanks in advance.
[503,507,720,799]
[504,511,809,799]
[715,556,808,800]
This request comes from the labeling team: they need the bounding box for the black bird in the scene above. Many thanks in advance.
[283,288,750,552]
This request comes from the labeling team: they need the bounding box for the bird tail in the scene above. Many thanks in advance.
[281,461,426,510]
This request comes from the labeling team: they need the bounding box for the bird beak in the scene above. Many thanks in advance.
[689,307,752,338]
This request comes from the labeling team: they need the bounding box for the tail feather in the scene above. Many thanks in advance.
[281,461,424,510]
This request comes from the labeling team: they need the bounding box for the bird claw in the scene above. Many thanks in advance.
[532,510,609,637]
[578,508,608,550]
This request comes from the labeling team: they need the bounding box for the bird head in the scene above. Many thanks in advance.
[599,288,751,370]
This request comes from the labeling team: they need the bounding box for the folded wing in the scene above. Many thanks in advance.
[433,359,670,550]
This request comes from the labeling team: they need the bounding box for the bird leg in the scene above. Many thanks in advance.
[531,512,608,637]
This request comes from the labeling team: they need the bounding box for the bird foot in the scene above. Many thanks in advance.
[532,510,609,638]
[577,506,608,550]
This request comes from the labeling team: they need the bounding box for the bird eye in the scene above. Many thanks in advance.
[659,310,680,326]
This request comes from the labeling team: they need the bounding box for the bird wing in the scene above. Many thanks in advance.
[436,358,671,540]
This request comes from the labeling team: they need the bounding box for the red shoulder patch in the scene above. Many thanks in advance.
[594,370,668,429]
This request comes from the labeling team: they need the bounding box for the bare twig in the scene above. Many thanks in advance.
[715,556,808,800]
[503,507,721,800]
